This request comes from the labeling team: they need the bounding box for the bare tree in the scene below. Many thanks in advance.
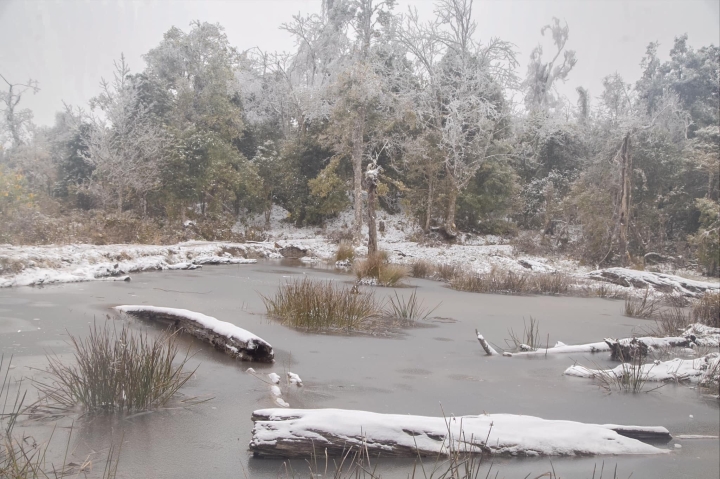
[78,56,167,214]
[0,73,39,147]
[399,0,517,237]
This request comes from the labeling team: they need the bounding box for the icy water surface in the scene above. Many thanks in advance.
[1,262,718,478]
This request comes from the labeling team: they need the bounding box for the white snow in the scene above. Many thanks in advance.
[564,353,720,383]
[0,242,267,288]
[586,267,719,296]
[251,408,668,456]
[113,305,271,351]
[270,385,282,397]
[287,372,303,386]
[268,373,281,384]
[274,398,289,408]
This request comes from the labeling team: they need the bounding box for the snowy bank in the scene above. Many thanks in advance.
[565,353,720,384]
[586,267,719,297]
[249,408,669,458]
[115,305,274,362]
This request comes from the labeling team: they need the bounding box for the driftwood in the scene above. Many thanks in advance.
[249,408,670,459]
[605,336,690,361]
[475,330,499,356]
[115,306,274,363]
[586,267,719,296]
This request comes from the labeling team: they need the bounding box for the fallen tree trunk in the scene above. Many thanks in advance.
[586,267,719,296]
[249,408,669,458]
[115,305,274,363]
[475,330,499,356]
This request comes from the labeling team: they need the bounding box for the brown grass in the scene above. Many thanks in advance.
[262,278,382,331]
[693,291,720,328]
[354,252,408,286]
[335,242,355,262]
[410,259,434,279]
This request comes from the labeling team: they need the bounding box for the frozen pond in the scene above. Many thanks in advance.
[1,261,718,478]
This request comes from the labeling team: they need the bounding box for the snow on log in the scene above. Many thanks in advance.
[249,408,669,458]
[475,330,499,356]
[586,267,719,296]
[564,353,719,383]
[115,305,274,362]
[508,335,698,358]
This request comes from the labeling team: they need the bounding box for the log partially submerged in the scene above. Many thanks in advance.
[115,305,274,362]
[586,267,719,296]
[249,408,670,458]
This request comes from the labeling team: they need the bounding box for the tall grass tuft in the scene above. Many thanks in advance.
[335,242,355,263]
[693,291,720,327]
[591,352,656,394]
[506,317,542,351]
[623,288,659,319]
[450,267,528,294]
[37,323,195,414]
[263,278,381,331]
[410,259,434,279]
[383,289,440,325]
[354,251,408,286]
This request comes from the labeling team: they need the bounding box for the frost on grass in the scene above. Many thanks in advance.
[249,408,669,458]
[115,305,274,362]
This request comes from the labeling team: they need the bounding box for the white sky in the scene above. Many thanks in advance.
[1,0,718,127]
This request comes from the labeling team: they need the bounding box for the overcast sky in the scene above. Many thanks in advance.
[1,0,718,127]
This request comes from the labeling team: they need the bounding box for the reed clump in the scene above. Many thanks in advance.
[354,251,408,287]
[335,242,355,263]
[693,291,720,327]
[38,323,194,414]
[410,259,434,279]
[623,288,659,319]
[383,289,440,325]
[263,278,381,331]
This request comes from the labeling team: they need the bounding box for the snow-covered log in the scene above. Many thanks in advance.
[115,306,274,362]
[249,408,669,458]
[505,334,703,358]
[565,353,719,383]
[586,267,719,296]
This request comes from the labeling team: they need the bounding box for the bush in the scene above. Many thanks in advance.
[262,278,381,331]
[38,323,194,413]
[335,242,355,262]
[354,251,408,286]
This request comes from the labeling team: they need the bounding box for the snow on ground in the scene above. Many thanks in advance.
[0,241,272,288]
[2,206,718,294]
[565,353,720,384]
[250,408,668,457]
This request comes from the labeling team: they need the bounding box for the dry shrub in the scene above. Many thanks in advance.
[335,242,355,262]
[262,278,381,331]
[410,259,434,279]
[435,263,459,282]
[450,267,528,294]
[529,273,573,295]
[693,291,720,328]
[623,288,659,319]
[353,251,407,286]
[383,289,440,325]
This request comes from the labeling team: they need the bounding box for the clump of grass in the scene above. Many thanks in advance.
[354,251,408,287]
[450,267,529,294]
[623,288,659,319]
[648,306,693,337]
[37,323,194,414]
[529,273,574,295]
[383,289,440,325]
[263,278,381,331]
[693,291,720,327]
[335,242,355,263]
[410,259,434,279]
[435,263,459,282]
[592,353,656,394]
[505,317,542,351]
[1,355,123,478]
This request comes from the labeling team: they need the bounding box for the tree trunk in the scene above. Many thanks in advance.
[367,176,378,256]
[117,188,124,214]
[352,107,366,243]
[444,184,458,239]
[424,174,434,232]
[618,132,632,266]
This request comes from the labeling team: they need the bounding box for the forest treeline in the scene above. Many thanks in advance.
[0,0,718,275]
